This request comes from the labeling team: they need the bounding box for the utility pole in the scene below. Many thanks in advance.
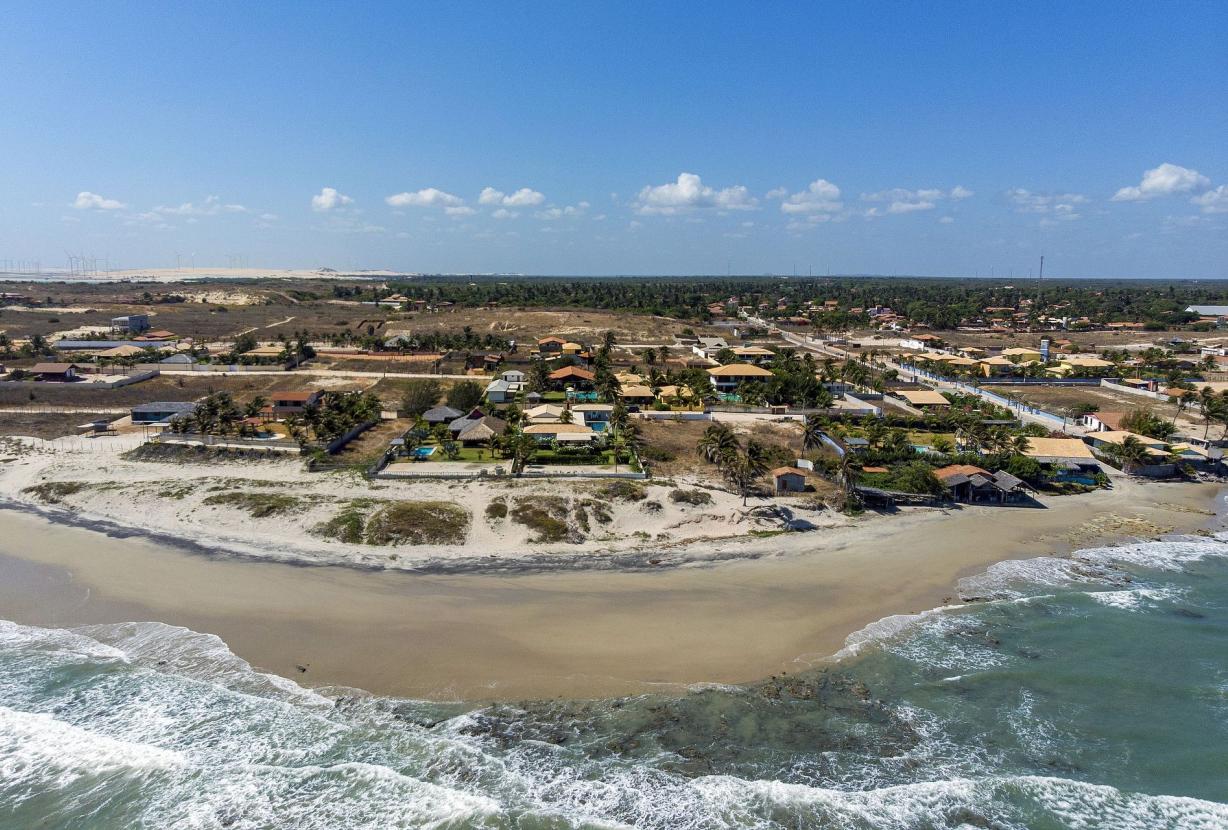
[1035,255,1044,306]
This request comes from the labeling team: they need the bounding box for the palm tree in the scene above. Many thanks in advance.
[832,438,860,511]
[505,429,537,475]
[931,435,955,455]
[1198,387,1225,441]
[696,422,739,464]
[722,439,770,506]
[1110,435,1149,474]
[801,414,825,456]
[244,395,268,420]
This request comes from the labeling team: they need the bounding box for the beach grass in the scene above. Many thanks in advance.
[202,491,306,518]
[21,481,88,504]
[510,496,573,543]
[364,501,470,546]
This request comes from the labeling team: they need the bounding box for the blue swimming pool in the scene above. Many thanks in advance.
[410,446,436,458]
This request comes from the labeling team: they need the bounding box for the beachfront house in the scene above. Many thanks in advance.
[269,390,322,415]
[707,363,774,393]
[422,405,463,425]
[447,408,489,439]
[771,467,808,494]
[897,389,950,410]
[1022,437,1103,483]
[455,415,507,447]
[933,464,1027,503]
[30,362,83,382]
[130,401,197,425]
[525,404,566,423]
[522,422,596,444]
[571,403,613,429]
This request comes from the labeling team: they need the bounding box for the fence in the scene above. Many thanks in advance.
[635,410,711,421]
[134,361,297,373]
[0,369,158,391]
[1099,379,1171,401]
[151,433,301,453]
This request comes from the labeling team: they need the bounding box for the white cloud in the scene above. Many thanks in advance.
[765,186,789,199]
[635,172,758,215]
[156,195,247,216]
[863,187,941,202]
[1006,188,1088,219]
[1112,163,1211,202]
[385,187,464,208]
[311,187,353,211]
[73,191,125,210]
[861,186,970,215]
[535,201,590,220]
[780,179,843,214]
[1191,185,1227,214]
[491,208,518,220]
[478,186,545,207]
[444,206,476,217]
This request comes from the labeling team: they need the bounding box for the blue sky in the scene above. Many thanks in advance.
[2,2,1225,277]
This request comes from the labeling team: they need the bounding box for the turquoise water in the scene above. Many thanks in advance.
[2,538,1227,828]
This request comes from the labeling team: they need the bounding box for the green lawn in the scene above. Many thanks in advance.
[423,446,503,462]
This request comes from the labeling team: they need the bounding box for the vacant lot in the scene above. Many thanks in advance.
[0,412,90,439]
[381,306,718,345]
[0,278,723,352]
[637,417,801,481]
[0,373,372,409]
[1007,384,1200,430]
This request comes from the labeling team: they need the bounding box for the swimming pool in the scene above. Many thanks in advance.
[410,446,436,458]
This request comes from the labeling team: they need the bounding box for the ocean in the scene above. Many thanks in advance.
[2,536,1226,829]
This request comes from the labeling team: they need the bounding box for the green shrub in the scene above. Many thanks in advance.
[640,445,675,462]
[22,481,86,504]
[485,499,508,520]
[596,480,646,502]
[510,496,572,542]
[364,501,470,546]
[313,506,366,544]
[202,492,304,518]
[668,488,712,506]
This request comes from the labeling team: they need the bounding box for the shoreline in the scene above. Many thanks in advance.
[0,479,1221,702]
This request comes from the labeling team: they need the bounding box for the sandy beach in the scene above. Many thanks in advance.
[0,476,1220,701]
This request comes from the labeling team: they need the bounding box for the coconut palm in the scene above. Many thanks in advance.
[696,422,739,465]
[722,439,770,506]
[1110,434,1149,474]
[801,414,826,456]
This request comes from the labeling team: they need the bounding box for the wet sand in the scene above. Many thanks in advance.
[0,481,1221,701]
